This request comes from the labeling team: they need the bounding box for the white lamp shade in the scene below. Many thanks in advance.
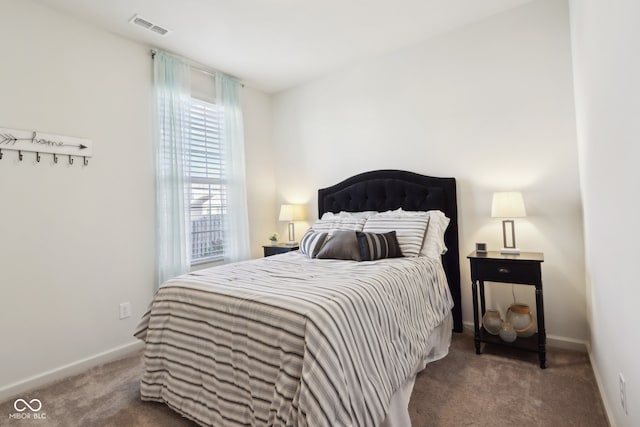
[278,204,306,221]
[491,192,526,218]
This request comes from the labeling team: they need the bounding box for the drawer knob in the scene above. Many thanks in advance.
[498,267,510,274]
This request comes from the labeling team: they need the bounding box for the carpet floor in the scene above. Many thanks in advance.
[0,331,608,427]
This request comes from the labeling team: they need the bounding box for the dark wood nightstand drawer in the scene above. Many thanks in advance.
[263,244,299,257]
[471,260,540,284]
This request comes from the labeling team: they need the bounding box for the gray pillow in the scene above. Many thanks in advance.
[316,230,361,261]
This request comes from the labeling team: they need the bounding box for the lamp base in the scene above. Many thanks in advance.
[500,247,521,255]
[285,241,298,246]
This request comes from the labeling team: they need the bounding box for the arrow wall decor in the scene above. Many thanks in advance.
[0,127,92,161]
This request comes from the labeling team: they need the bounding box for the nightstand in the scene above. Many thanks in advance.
[263,243,299,257]
[468,250,546,368]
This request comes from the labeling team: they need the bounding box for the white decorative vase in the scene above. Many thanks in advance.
[506,303,536,338]
[499,322,517,343]
[482,309,503,335]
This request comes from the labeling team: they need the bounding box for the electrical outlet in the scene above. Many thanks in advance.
[619,373,627,414]
[119,302,132,320]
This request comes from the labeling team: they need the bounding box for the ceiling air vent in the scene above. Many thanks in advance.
[150,26,169,36]
[129,14,171,36]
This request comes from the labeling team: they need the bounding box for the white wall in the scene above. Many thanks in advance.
[243,86,277,257]
[569,0,640,425]
[273,0,586,344]
[0,0,274,398]
[0,0,154,395]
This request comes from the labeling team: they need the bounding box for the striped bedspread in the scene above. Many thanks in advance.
[134,252,453,427]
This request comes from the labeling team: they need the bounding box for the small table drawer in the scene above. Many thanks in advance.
[472,260,540,284]
[263,244,299,257]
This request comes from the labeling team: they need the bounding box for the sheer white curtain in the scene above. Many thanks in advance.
[153,51,191,286]
[217,73,251,262]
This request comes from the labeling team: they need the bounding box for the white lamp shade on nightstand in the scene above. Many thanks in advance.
[491,192,526,254]
[279,204,306,244]
[278,204,306,222]
[491,192,527,218]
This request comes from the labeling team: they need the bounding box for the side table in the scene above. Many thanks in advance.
[468,250,546,368]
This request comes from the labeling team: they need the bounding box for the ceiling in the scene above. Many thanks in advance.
[33,0,534,93]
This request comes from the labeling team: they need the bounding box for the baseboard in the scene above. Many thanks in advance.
[546,334,588,352]
[461,320,473,334]
[461,321,588,352]
[587,343,617,427]
[0,340,144,403]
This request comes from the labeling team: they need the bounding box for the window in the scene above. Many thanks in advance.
[188,98,226,263]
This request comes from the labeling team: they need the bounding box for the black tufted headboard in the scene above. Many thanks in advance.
[318,169,462,332]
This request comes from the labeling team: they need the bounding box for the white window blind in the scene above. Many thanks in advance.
[188,98,226,263]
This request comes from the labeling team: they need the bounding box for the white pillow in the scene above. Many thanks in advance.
[312,215,366,234]
[339,211,377,219]
[366,208,450,259]
[362,213,429,257]
[320,212,341,219]
[377,208,427,217]
[420,210,450,259]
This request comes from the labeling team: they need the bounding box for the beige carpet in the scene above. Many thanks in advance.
[0,331,608,427]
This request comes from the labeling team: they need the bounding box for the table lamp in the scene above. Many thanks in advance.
[491,192,526,254]
[279,204,305,245]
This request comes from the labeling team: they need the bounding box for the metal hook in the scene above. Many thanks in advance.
[19,150,23,161]
[83,156,88,166]
[53,153,58,164]
[68,155,74,165]
[36,152,41,162]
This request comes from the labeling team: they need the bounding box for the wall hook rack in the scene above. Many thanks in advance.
[0,126,92,167]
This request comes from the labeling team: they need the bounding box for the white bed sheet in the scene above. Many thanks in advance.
[382,312,452,427]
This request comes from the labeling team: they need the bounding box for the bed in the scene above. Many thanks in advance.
[135,169,462,427]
